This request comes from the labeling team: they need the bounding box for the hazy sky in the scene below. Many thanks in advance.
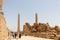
[3,0,60,31]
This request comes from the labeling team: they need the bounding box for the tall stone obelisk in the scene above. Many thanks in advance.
[17,12,20,35]
[35,13,38,24]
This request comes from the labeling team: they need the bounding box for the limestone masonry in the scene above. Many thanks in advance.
[0,0,60,40]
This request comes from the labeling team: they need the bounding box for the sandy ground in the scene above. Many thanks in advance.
[6,36,54,40]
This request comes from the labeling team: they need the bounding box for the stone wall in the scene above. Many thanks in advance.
[23,22,60,39]
[0,12,9,40]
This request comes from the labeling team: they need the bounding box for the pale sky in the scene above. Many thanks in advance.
[3,0,60,31]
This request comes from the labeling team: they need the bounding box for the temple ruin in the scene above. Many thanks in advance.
[23,13,60,39]
[1,0,60,40]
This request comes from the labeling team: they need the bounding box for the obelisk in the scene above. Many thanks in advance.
[17,12,20,35]
[35,13,38,24]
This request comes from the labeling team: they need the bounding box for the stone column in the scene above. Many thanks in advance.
[35,13,38,24]
[17,13,20,34]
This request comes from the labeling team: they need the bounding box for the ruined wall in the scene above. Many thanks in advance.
[0,12,8,40]
[23,22,60,39]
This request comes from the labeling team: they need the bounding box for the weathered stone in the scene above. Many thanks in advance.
[0,12,8,40]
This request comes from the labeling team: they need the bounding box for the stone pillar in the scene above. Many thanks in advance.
[35,13,38,24]
[17,13,20,36]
